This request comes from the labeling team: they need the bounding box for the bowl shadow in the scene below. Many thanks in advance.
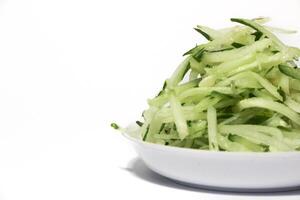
[122,157,300,196]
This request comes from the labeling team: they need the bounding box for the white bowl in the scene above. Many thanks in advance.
[123,127,300,192]
[122,26,300,192]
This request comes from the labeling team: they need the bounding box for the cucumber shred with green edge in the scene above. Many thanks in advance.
[112,17,300,152]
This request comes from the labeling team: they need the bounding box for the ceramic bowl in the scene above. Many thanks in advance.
[123,125,300,192]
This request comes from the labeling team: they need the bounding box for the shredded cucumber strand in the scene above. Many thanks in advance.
[169,93,189,139]
[219,125,293,151]
[207,106,219,151]
[168,56,191,88]
[237,98,300,126]
[231,18,286,50]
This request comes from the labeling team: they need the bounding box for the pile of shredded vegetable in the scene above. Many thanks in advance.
[112,18,300,152]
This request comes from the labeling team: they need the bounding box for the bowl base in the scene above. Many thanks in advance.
[171,178,300,193]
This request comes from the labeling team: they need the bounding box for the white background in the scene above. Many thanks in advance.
[0,0,300,199]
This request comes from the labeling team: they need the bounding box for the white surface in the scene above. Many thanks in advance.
[0,0,299,199]
[125,128,300,191]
